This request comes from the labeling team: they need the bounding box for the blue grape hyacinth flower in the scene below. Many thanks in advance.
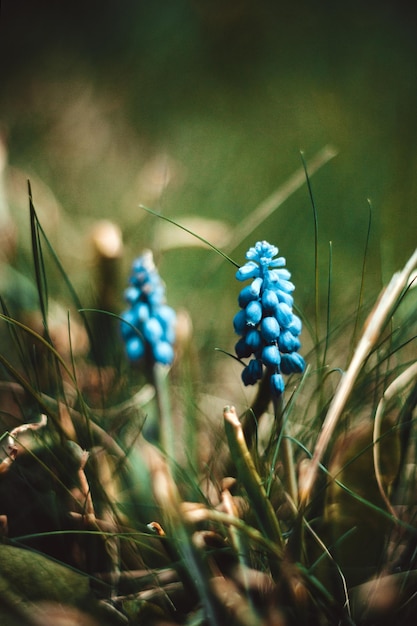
[233,241,305,397]
[120,250,176,366]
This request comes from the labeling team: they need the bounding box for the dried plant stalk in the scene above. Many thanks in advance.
[299,248,417,506]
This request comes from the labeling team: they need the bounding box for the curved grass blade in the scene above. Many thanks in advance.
[0,313,77,387]
[373,361,417,516]
[0,296,35,384]
[139,204,240,268]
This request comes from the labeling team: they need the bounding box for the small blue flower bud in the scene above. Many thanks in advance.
[238,284,259,308]
[250,277,263,295]
[245,300,263,326]
[287,315,302,336]
[235,337,253,359]
[261,289,279,313]
[135,302,150,323]
[280,352,305,375]
[236,261,260,281]
[124,286,141,304]
[278,330,301,354]
[275,302,293,328]
[120,309,138,339]
[246,241,279,262]
[269,272,295,294]
[270,373,285,396]
[245,328,262,351]
[233,309,247,334]
[260,317,280,343]
[152,341,175,365]
[261,344,281,367]
[126,336,145,362]
[242,358,263,385]
[277,291,294,307]
[143,317,164,344]
[156,305,176,333]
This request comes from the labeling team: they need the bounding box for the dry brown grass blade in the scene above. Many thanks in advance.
[373,361,417,517]
[299,248,417,507]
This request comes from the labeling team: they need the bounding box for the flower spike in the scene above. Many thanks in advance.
[234,240,305,397]
[120,250,176,366]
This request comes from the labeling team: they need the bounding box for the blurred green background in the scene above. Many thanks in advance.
[1,0,416,377]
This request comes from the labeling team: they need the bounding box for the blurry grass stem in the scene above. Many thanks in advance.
[152,362,175,460]
[226,144,337,255]
[300,151,320,348]
[351,200,373,354]
[299,247,417,506]
[210,144,338,274]
[272,395,299,508]
[322,240,333,370]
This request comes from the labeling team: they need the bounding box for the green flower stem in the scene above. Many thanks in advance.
[152,362,174,459]
[273,395,298,508]
[223,405,283,551]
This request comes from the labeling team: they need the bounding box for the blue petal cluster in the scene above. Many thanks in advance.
[120,250,176,366]
[233,241,305,397]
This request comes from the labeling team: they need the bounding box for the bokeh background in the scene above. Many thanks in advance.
[1,0,417,390]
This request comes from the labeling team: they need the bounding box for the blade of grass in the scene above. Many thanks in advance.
[0,296,37,384]
[225,144,337,258]
[27,187,101,367]
[223,405,283,552]
[351,200,373,355]
[373,361,417,517]
[139,205,240,268]
[265,364,311,498]
[0,313,77,387]
[300,150,320,348]
[28,181,48,327]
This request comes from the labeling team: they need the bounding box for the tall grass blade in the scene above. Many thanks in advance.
[322,240,332,369]
[300,151,320,346]
[27,188,102,368]
[351,200,373,355]
[28,181,50,339]
[224,144,337,258]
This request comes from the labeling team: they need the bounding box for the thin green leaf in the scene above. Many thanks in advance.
[300,150,320,347]
[322,240,332,369]
[351,200,373,354]
[28,181,50,337]
[140,204,240,268]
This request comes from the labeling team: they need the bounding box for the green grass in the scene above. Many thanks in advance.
[0,174,417,625]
